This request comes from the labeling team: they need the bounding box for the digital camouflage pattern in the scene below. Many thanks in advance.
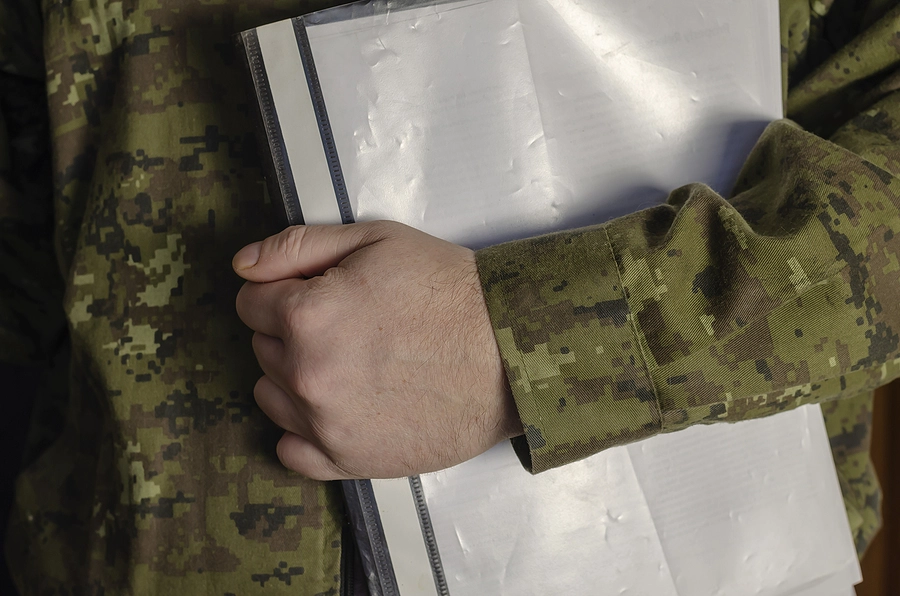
[2,0,355,594]
[478,0,900,555]
[0,0,895,594]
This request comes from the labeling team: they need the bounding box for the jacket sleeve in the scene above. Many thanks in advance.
[0,0,64,365]
[476,5,900,473]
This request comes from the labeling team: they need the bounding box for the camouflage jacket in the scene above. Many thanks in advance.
[2,0,898,594]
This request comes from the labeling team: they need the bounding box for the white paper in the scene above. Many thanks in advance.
[372,478,440,594]
[387,405,860,595]
[256,20,344,225]
[306,0,782,247]
[627,406,861,596]
[255,0,862,593]
[421,442,678,594]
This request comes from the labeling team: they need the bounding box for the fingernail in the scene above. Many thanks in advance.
[234,242,262,270]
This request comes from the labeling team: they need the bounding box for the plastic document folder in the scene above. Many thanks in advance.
[237,0,863,594]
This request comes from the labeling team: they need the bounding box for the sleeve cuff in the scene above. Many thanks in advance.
[475,224,662,473]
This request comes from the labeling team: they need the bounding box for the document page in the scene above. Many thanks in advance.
[520,0,781,224]
[626,406,861,596]
[306,0,781,247]
[254,0,862,593]
[420,443,679,595]
[400,405,860,595]
[308,0,555,247]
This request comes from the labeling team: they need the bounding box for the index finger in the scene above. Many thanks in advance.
[235,277,307,338]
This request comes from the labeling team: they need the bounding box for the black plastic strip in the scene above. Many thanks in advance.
[409,476,450,595]
[293,18,355,224]
[305,0,481,26]
[239,29,304,227]
[341,479,400,596]
[340,520,364,596]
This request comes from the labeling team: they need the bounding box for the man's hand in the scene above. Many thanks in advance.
[233,221,522,480]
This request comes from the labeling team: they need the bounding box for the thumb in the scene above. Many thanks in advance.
[232,222,391,282]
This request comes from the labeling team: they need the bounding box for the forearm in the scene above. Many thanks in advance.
[478,1,900,473]
[478,115,900,472]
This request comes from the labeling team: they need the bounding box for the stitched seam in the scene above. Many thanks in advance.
[603,226,664,433]
[475,253,542,462]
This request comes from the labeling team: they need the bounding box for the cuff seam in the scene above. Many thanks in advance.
[603,226,664,434]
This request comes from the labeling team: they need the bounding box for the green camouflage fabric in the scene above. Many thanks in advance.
[477,0,900,556]
[3,0,354,594]
[0,1,895,595]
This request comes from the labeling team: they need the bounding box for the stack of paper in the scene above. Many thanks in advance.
[239,0,864,593]
[374,406,860,595]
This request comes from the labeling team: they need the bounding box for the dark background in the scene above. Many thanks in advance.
[1,364,37,595]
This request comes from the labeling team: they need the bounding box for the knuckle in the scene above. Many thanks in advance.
[274,439,306,475]
[281,354,307,397]
[318,265,348,289]
[250,331,275,364]
[299,374,330,411]
[280,226,310,261]
[276,437,339,481]
[285,284,336,335]
[252,375,269,404]
[313,454,350,481]
[307,411,337,441]
[309,402,356,446]
[234,282,253,322]
[284,295,317,336]
[326,456,359,480]
[250,331,263,358]
[364,219,398,241]
[263,225,308,267]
